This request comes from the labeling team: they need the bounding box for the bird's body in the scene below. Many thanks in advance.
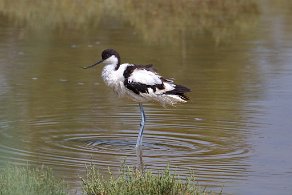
[83,49,190,147]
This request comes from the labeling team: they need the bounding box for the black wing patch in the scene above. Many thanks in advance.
[123,64,190,100]
[123,64,164,95]
[123,64,155,79]
[124,80,164,95]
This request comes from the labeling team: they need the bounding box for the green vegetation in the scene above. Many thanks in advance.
[0,0,259,44]
[81,165,212,195]
[0,164,67,195]
[0,163,216,195]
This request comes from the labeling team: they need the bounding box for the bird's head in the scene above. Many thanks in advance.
[82,48,121,69]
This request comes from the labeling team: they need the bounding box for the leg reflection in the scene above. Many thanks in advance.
[135,145,144,172]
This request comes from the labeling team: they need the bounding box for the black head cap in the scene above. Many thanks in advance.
[101,49,119,60]
[101,49,121,69]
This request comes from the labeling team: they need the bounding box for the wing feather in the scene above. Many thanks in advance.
[128,69,162,85]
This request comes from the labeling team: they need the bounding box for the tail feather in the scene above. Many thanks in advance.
[165,84,191,101]
[178,93,189,101]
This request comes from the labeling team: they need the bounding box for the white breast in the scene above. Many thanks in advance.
[101,63,129,96]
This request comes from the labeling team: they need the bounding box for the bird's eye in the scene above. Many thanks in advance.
[102,53,111,60]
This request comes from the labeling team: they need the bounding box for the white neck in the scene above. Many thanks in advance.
[103,55,119,67]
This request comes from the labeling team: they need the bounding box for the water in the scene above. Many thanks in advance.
[0,1,292,194]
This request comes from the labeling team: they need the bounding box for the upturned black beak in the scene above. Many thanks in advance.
[82,59,104,69]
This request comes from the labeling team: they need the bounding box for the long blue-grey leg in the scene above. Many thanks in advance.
[136,103,146,147]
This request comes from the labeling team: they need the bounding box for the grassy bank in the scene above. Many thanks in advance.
[0,0,259,44]
[0,164,67,195]
[81,165,211,195]
[0,164,216,195]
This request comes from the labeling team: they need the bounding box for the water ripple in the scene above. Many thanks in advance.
[0,107,252,189]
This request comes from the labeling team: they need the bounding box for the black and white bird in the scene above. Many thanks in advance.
[83,49,190,148]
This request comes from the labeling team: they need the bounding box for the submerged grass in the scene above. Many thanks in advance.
[0,164,67,195]
[81,165,212,195]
